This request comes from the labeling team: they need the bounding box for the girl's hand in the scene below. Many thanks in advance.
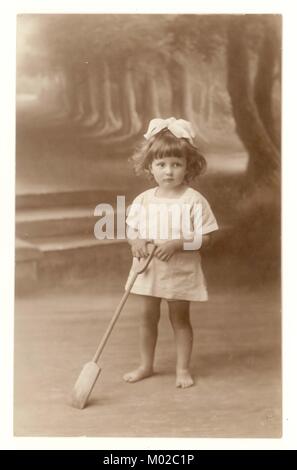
[130,239,150,259]
[154,240,183,262]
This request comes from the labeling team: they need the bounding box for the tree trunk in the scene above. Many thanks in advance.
[198,81,207,125]
[141,68,162,127]
[147,71,161,118]
[80,61,102,127]
[168,57,183,118]
[55,70,69,114]
[169,56,207,142]
[51,68,72,118]
[69,64,91,122]
[106,59,141,142]
[207,83,216,127]
[88,60,121,137]
[61,64,80,118]
[182,65,194,120]
[202,68,211,123]
[125,66,142,134]
[254,17,280,150]
[201,65,215,126]
[116,60,131,135]
[227,17,280,186]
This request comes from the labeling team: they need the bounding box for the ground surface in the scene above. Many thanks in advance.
[14,264,281,438]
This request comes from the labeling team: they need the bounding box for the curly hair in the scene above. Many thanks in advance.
[130,129,206,182]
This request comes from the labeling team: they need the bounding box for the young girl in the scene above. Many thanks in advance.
[124,117,218,388]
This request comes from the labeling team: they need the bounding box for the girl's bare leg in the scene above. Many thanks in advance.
[168,300,194,388]
[123,295,161,383]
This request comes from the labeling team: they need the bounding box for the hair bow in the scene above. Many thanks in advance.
[144,117,195,143]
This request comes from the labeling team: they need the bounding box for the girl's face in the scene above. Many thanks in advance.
[150,156,187,189]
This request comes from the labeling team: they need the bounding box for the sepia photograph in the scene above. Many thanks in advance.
[13,11,282,439]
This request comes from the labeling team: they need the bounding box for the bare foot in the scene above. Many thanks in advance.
[176,369,194,388]
[123,366,153,383]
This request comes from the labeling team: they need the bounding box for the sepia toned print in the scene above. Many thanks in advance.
[14,14,281,437]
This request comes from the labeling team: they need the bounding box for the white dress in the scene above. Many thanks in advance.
[125,186,218,301]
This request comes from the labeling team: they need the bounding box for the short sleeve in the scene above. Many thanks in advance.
[126,194,144,231]
[191,195,219,235]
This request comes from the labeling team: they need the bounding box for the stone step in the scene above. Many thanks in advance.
[15,234,131,291]
[15,205,127,239]
[15,237,42,263]
[15,188,134,210]
[33,235,131,283]
[15,238,42,292]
